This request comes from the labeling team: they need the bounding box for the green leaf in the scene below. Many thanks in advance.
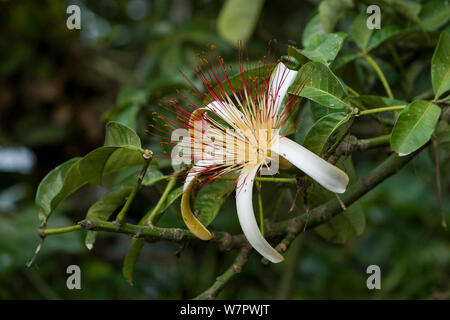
[420,0,450,31]
[310,101,346,121]
[85,231,97,251]
[332,53,359,70]
[391,100,441,154]
[351,14,373,51]
[35,157,84,224]
[436,120,450,152]
[302,112,349,155]
[315,202,365,244]
[194,180,233,226]
[36,133,144,223]
[104,121,141,148]
[302,14,326,48]
[431,31,450,99]
[287,45,309,66]
[85,186,132,222]
[351,16,400,53]
[143,169,165,186]
[114,166,164,187]
[301,33,347,64]
[367,25,400,51]
[318,0,351,33]
[294,101,316,144]
[160,186,184,212]
[79,146,144,187]
[122,238,145,285]
[217,0,264,45]
[289,62,351,110]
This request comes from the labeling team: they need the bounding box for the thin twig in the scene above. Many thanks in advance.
[357,134,391,150]
[194,246,252,300]
[115,150,153,225]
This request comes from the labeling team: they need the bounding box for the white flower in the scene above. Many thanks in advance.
[159,51,349,263]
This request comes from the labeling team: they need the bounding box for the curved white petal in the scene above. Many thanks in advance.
[269,62,298,116]
[271,137,349,194]
[182,160,215,192]
[236,165,284,263]
[205,101,244,127]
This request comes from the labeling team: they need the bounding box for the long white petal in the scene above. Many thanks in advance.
[205,101,244,127]
[271,137,349,193]
[269,62,298,116]
[236,165,284,263]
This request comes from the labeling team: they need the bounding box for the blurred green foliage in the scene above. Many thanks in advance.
[0,0,449,299]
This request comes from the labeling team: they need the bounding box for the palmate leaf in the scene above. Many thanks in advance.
[35,122,144,224]
[390,100,441,155]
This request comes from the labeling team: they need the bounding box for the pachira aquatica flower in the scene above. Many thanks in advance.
[154,47,349,263]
